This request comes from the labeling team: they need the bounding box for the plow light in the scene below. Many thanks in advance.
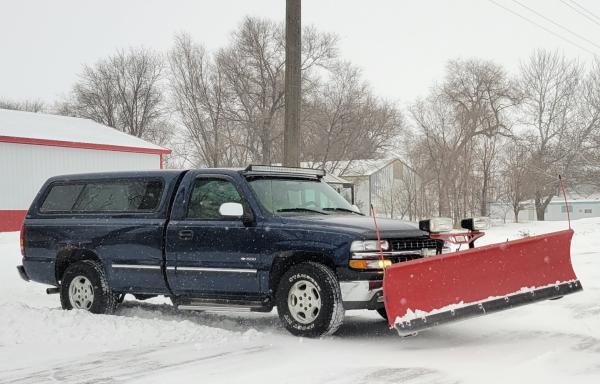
[419,217,453,233]
[350,240,389,252]
[461,217,490,231]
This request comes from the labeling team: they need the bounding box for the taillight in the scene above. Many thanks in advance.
[20,224,25,257]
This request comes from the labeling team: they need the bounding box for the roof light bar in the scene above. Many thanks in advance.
[244,165,326,177]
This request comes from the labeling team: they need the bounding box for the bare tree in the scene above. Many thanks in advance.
[501,139,534,222]
[63,47,168,144]
[518,50,582,220]
[0,99,45,113]
[217,17,337,164]
[169,34,228,167]
[409,59,518,220]
[474,135,500,216]
[302,62,403,173]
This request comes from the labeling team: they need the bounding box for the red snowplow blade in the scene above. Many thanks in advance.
[383,229,582,335]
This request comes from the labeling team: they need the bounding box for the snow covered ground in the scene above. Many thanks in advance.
[1,219,599,383]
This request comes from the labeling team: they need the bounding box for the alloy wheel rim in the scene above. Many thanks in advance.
[68,275,94,310]
[287,280,322,324]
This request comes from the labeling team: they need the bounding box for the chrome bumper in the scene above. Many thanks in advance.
[339,280,384,309]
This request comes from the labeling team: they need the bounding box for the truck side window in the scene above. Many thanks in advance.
[40,179,163,213]
[40,184,85,212]
[72,180,163,212]
[187,178,242,219]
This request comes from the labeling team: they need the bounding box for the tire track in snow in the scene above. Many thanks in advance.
[1,344,268,384]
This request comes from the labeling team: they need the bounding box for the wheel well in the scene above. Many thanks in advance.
[55,249,101,282]
[269,252,335,295]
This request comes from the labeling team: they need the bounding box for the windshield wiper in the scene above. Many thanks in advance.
[276,207,328,215]
[322,207,363,215]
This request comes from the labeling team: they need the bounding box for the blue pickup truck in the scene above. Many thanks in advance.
[17,165,440,337]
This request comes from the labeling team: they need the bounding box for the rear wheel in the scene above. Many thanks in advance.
[276,262,344,337]
[60,260,117,314]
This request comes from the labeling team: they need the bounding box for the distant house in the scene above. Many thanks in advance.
[490,192,600,222]
[305,158,419,218]
[537,194,600,221]
[322,172,354,205]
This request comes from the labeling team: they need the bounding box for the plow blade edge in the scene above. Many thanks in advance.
[383,229,582,335]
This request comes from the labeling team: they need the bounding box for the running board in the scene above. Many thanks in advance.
[176,298,269,312]
[394,280,582,336]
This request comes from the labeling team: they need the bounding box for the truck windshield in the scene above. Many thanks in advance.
[249,178,360,215]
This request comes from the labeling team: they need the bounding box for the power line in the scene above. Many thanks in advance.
[567,0,600,22]
[560,0,600,28]
[510,0,600,50]
[488,0,597,55]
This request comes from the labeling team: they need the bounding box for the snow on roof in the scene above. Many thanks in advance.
[302,158,402,177]
[0,108,169,153]
[336,159,397,177]
[322,172,352,184]
[549,196,600,204]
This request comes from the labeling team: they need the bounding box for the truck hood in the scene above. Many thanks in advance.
[280,215,427,239]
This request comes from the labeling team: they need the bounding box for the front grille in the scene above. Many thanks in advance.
[387,237,443,264]
[389,237,442,251]
[389,254,423,263]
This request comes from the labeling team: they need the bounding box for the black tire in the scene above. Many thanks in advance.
[276,262,344,337]
[376,307,388,321]
[60,260,117,314]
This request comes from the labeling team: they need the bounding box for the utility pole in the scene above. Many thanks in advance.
[283,0,301,167]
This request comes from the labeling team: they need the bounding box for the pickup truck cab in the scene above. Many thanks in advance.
[18,165,440,337]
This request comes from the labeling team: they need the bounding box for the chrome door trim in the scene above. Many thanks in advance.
[112,264,161,270]
[167,266,257,274]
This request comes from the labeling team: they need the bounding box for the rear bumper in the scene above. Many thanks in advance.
[21,259,57,285]
[340,280,384,310]
[16,265,29,282]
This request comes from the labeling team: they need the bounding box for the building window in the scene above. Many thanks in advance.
[584,208,592,214]
[560,205,573,213]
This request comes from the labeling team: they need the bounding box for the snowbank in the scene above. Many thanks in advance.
[0,219,599,383]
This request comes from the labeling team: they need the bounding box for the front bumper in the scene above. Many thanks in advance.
[340,280,384,310]
[17,265,30,282]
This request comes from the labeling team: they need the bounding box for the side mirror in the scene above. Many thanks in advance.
[219,202,244,218]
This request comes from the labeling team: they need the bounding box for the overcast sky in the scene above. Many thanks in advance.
[1,0,599,107]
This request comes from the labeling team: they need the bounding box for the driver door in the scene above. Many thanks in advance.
[166,175,262,296]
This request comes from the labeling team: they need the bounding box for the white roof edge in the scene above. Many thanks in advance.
[0,108,170,153]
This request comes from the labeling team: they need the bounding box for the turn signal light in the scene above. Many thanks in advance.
[349,259,392,270]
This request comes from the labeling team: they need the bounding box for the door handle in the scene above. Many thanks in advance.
[178,229,194,240]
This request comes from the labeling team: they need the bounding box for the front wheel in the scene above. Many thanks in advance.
[60,260,117,314]
[276,262,344,337]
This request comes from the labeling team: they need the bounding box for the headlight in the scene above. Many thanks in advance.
[419,217,453,233]
[350,240,389,252]
[348,259,392,270]
[461,217,490,231]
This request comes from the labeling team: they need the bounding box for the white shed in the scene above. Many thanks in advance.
[306,158,418,218]
[0,109,170,232]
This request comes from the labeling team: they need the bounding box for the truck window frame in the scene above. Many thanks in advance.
[184,175,250,222]
[37,177,166,215]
